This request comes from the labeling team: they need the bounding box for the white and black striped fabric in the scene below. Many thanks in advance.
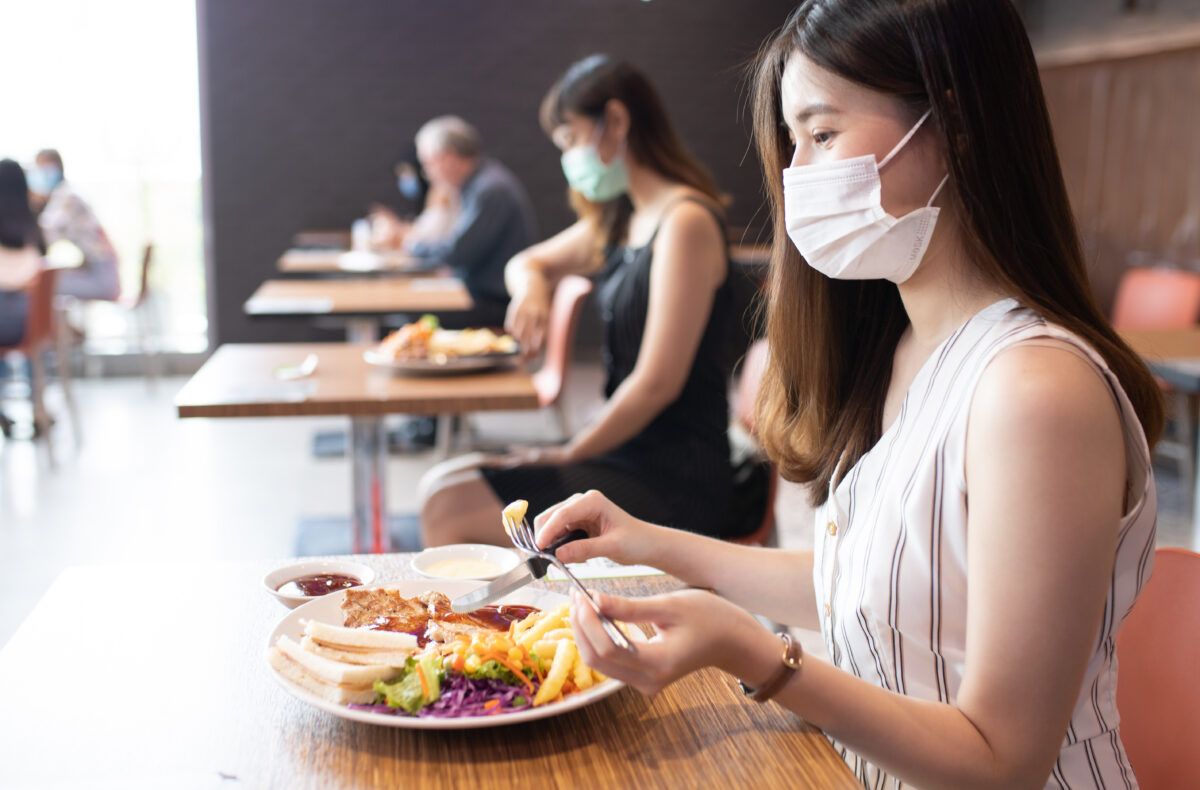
[814,298,1155,789]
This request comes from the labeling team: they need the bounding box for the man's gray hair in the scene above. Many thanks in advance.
[415,116,482,158]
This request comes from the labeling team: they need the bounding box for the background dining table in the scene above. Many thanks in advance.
[276,247,425,275]
[175,343,539,553]
[244,277,473,342]
[0,555,856,789]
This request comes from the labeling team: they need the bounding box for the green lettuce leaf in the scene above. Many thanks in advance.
[374,654,443,714]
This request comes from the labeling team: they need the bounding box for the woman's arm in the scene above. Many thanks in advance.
[573,345,1127,789]
[535,490,821,628]
[563,202,726,460]
[504,219,599,352]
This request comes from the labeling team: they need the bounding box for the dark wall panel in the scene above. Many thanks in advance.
[198,0,796,344]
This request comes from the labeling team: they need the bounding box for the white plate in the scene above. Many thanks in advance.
[410,544,521,580]
[265,580,630,729]
[363,348,519,376]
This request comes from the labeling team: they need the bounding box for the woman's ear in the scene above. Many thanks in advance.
[604,99,632,144]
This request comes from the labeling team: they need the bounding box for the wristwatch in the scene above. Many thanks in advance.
[737,632,803,703]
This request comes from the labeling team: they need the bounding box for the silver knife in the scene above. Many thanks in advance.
[450,529,587,612]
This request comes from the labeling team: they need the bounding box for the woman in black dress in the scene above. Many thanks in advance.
[419,55,735,546]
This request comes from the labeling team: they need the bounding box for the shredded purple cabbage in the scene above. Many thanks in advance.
[348,673,536,718]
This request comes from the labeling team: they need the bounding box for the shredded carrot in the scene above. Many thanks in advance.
[483,699,500,711]
[482,651,535,695]
[417,665,431,699]
[452,653,466,673]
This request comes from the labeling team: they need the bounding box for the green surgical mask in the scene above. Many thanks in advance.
[559,122,628,202]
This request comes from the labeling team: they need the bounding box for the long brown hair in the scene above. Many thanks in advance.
[540,54,723,253]
[751,0,1163,505]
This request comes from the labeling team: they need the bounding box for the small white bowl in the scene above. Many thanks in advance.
[262,559,377,609]
[411,544,521,581]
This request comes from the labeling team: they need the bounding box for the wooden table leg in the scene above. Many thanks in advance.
[349,415,389,554]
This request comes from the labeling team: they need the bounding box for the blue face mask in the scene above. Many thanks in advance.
[27,166,62,197]
[560,122,628,203]
[397,173,422,201]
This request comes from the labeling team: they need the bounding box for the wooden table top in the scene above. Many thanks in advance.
[1120,327,1200,391]
[1120,327,1200,361]
[245,277,472,317]
[277,248,425,275]
[175,343,539,418]
[0,556,854,789]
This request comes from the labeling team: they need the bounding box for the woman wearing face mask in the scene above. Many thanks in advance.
[419,54,735,546]
[369,146,459,251]
[533,3,1162,787]
[30,149,120,302]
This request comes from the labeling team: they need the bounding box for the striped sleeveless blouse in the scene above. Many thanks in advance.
[814,298,1156,789]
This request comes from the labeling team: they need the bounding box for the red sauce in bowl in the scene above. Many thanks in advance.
[276,573,362,597]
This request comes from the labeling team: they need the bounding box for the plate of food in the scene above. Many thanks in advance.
[364,315,520,375]
[265,580,633,729]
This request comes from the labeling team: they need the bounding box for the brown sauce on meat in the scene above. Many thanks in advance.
[365,603,540,645]
[463,604,539,630]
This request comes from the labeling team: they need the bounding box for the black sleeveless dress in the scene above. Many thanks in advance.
[480,197,735,536]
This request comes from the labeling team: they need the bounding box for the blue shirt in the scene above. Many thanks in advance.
[406,158,538,308]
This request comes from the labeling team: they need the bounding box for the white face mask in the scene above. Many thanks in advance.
[783,109,949,284]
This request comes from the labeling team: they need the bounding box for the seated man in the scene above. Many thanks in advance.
[405,117,537,328]
[28,149,121,302]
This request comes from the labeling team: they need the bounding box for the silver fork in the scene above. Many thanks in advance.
[503,514,637,653]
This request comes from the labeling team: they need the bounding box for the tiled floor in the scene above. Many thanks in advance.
[0,368,1195,649]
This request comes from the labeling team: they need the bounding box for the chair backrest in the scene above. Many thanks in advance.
[729,339,776,546]
[4,268,59,352]
[1111,267,1200,330]
[734,339,769,436]
[134,243,154,306]
[532,275,594,409]
[1116,547,1200,789]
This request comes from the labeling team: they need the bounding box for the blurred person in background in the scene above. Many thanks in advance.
[419,55,736,546]
[0,159,43,345]
[0,159,45,437]
[404,116,537,329]
[369,144,460,251]
[28,149,120,302]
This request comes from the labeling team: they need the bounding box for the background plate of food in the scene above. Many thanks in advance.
[364,315,520,376]
[265,579,633,729]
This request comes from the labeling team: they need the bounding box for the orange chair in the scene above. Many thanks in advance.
[1112,267,1200,330]
[1111,267,1200,506]
[532,274,594,440]
[1116,547,1200,789]
[0,268,75,458]
[728,339,777,546]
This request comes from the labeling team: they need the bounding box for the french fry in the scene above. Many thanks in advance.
[510,609,542,637]
[592,668,607,684]
[531,639,559,659]
[502,499,530,526]
[544,628,574,641]
[573,653,594,691]
[517,604,568,648]
[534,638,576,706]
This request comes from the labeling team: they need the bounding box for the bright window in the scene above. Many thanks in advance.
[0,0,205,353]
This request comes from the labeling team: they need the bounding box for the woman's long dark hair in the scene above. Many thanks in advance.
[540,54,723,254]
[751,0,1163,505]
[0,159,42,251]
